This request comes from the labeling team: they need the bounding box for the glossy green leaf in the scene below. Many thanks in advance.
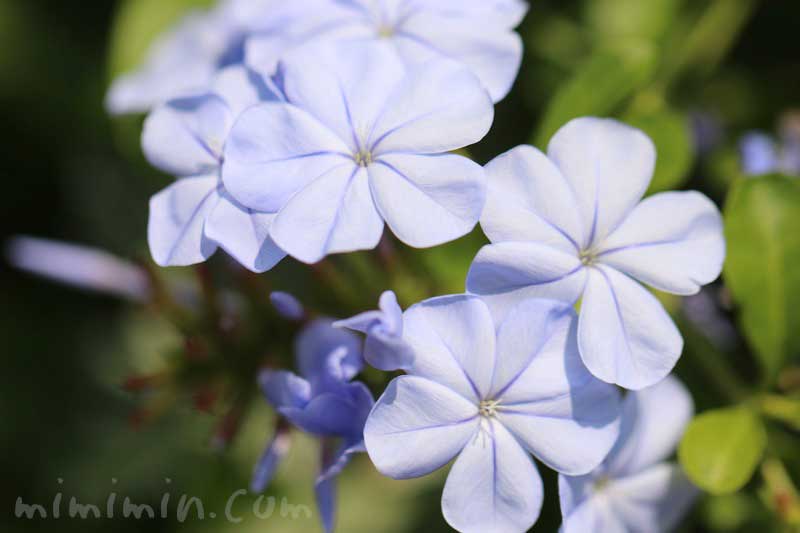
[679,406,767,494]
[724,176,800,383]
[533,47,658,148]
[626,109,695,194]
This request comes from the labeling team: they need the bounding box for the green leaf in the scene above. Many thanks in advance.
[724,176,800,383]
[626,109,695,194]
[108,0,216,78]
[679,406,767,494]
[585,0,682,45]
[533,46,658,148]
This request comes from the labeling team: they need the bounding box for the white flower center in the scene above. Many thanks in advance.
[377,25,394,38]
[479,399,501,418]
[354,150,374,167]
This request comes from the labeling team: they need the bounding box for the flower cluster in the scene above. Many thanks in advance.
[7,1,730,532]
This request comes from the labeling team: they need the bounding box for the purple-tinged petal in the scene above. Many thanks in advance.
[578,266,683,390]
[367,58,493,154]
[492,301,621,475]
[142,94,231,176]
[147,176,220,267]
[281,381,373,438]
[598,191,725,296]
[442,419,543,533]
[403,295,496,402]
[258,369,311,410]
[466,242,587,324]
[205,193,286,273]
[251,425,291,493]
[368,153,486,249]
[365,376,479,480]
[271,166,385,264]
[6,237,150,301]
[481,145,584,253]
[296,319,363,385]
[604,376,694,477]
[222,102,352,213]
[547,118,656,248]
[277,41,406,152]
[396,13,522,102]
[334,291,414,371]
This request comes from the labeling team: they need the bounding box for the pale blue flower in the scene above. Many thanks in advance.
[223,42,493,264]
[255,318,373,533]
[334,290,414,370]
[365,295,621,533]
[467,117,726,390]
[143,65,286,272]
[6,236,150,301]
[560,376,698,532]
[245,0,527,103]
[106,0,311,114]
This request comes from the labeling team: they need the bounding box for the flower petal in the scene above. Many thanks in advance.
[604,376,694,477]
[598,191,725,295]
[466,242,587,324]
[251,427,291,493]
[559,477,624,533]
[579,266,683,390]
[147,176,220,267]
[364,376,479,479]
[222,102,352,212]
[278,41,406,151]
[211,64,277,118]
[430,0,529,28]
[271,166,385,264]
[481,145,584,252]
[142,94,230,176]
[205,193,286,273]
[492,301,621,475]
[367,58,493,154]
[397,13,523,102]
[403,295,496,401]
[442,420,543,533]
[368,153,486,248]
[258,369,311,410]
[280,381,373,439]
[547,117,656,248]
[296,319,363,385]
[587,464,698,533]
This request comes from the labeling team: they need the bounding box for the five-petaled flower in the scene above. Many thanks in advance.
[467,117,726,390]
[364,295,621,533]
[560,375,698,532]
[143,65,287,272]
[255,318,374,533]
[245,0,528,103]
[223,42,494,264]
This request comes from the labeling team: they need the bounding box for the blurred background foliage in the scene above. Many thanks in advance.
[1,0,799,531]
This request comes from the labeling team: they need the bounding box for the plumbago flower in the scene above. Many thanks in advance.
[106,0,313,114]
[467,117,726,390]
[245,0,528,103]
[560,376,698,532]
[334,290,414,370]
[143,65,287,272]
[365,295,621,533]
[255,319,373,533]
[223,43,494,264]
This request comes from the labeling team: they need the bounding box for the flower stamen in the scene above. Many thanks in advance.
[354,150,374,167]
[479,399,501,418]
